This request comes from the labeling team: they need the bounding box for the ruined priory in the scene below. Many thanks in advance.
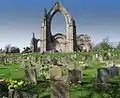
[30,2,92,53]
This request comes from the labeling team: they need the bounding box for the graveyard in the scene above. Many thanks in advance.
[0,0,120,97]
[0,51,120,98]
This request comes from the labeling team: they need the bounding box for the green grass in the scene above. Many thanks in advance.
[0,60,120,98]
[0,63,24,80]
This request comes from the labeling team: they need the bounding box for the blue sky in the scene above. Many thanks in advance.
[0,0,120,50]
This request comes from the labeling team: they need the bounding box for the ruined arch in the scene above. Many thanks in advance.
[40,2,77,53]
[51,12,66,35]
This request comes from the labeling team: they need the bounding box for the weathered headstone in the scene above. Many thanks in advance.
[92,55,95,61]
[49,59,69,98]
[97,68,109,83]
[51,81,69,98]
[99,55,103,61]
[49,66,62,80]
[95,54,99,59]
[96,68,110,90]
[24,67,37,83]
[67,66,82,84]
[8,89,15,98]
[20,61,37,83]
[108,65,119,77]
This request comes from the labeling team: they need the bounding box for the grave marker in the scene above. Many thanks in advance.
[49,59,69,98]
[108,65,119,77]
[67,66,82,84]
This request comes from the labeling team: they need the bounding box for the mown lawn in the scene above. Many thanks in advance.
[0,60,120,98]
[0,63,24,80]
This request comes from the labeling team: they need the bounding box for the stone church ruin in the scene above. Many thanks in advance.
[30,2,92,53]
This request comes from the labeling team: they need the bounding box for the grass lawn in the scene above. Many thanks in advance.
[0,60,120,97]
[0,63,24,80]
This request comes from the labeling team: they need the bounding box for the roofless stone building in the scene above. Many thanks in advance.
[30,2,92,53]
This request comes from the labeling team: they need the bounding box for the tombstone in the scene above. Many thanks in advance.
[67,66,82,84]
[107,52,111,60]
[92,55,95,61]
[49,59,69,98]
[97,68,109,83]
[8,89,15,98]
[49,65,62,80]
[51,80,69,98]
[96,68,110,90]
[20,62,37,83]
[24,68,37,83]
[95,54,99,59]
[108,65,119,77]
[99,55,103,61]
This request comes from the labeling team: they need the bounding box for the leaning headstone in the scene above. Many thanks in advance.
[24,67,37,83]
[108,65,119,77]
[20,63,37,83]
[49,61,69,98]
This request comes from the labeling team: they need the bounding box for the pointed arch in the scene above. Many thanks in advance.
[40,2,77,52]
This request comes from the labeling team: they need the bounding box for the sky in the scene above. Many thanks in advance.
[0,0,120,51]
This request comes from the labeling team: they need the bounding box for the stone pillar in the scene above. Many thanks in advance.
[40,22,47,53]
[67,19,76,52]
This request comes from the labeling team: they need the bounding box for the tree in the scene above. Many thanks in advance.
[99,41,110,50]
[10,47,20,53]
[94,38,112,51]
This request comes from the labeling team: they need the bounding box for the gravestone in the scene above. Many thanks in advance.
[49,65,62,81]
[9,90,37,98]
[51,81,69,98]
[96,68,110,90]
[95,54,99,59]
[99,55,103,61]
[108,65,119,77]
[67,66,82,84]
[8,89,15,98]
[97,68,109,83]
[20,62,37,83]
[49,60,69,98]
[24,67,37,83]
[92,55,95,61]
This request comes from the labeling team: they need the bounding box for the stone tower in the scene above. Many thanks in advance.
[40,2,77,53]
[30,33,38,53]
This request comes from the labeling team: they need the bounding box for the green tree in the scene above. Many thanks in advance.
[10,47,20,53]
[99,41,110,50]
